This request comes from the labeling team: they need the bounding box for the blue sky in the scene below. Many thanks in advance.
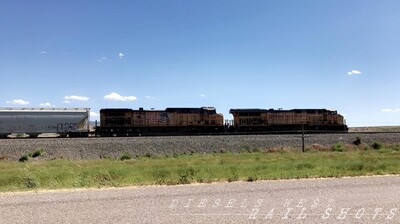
[1,0,399,126]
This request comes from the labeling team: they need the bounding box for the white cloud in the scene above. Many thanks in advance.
[90,111,100,118]
[6,99,30,105]
[348,70,362,75]
[40,51,47,54]
[200,94,206,97]
[39,102,54,107]
[64,95,89,101]
[381,108,400,113]
[63,100,71,104]
[104,92,137,101]
[145,96,155,100]
[118,52,124,59]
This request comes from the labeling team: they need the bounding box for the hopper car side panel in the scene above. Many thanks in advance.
[0,108,90,138]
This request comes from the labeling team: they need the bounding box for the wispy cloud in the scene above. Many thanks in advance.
[200,94,206,97]
[381,108,400,113]
[104,92,137,101]
[118,52,124,59]
[6,99,30,105]
[64,95,89,101]
[40,51,47,54]
[145,96,155,100]
[348,70,362,75]
[98,56,107,62]
[63,100,71,104]
[39,102,54,107]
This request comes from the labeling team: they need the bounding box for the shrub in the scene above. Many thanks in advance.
[19,155,29,162]
[144,152,153,158]
[119,152,132,161]
[372,141,383,150]
[332,142,345,152]
[32,149,44,158]
[246,176,258,182]
[353,136,362,146]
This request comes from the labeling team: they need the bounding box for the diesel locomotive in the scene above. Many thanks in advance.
[97,107,347,136]
[230,108,347,133]
[97,107,225,136]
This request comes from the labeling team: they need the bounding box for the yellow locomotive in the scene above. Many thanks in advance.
[98,107,347,136]
[229,108,347,132]
[99,107,224,136]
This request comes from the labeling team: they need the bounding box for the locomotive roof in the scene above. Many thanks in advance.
[229,108,337,113]
[100,108,164,112]
[166,107,216,114]
[0,108,90,112]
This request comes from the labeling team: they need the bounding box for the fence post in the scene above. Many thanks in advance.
[302,124,305,152]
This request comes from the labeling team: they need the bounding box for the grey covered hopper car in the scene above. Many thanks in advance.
[0,108,90,138]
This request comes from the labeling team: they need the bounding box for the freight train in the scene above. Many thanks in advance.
[0,106,347,138]
[97,107,347,136]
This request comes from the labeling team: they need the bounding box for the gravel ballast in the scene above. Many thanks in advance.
[0,133,400,160]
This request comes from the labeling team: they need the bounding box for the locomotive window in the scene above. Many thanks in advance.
[105,117,125,125]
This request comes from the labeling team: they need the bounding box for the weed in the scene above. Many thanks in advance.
[100,155,113,160]
[22,175,39,189]
[308,144,329,151]
[348,161,364,171]
[178,167,195,184]
[119,152,132,161]
[73,172,92,187]
[227,166,239,182]
[295,162,315,170]
[96,170,116,186]
[372,141,383,150]
[144,152,153,158]
[152,169,170,184]
[19,155,29,162]
[32,149,44,158]
[246,175,258,182]
[353,136,362,146]
[392,144,400,151]
[332,142,345,152]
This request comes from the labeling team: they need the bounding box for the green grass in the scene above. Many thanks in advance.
[1,146,400,192]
